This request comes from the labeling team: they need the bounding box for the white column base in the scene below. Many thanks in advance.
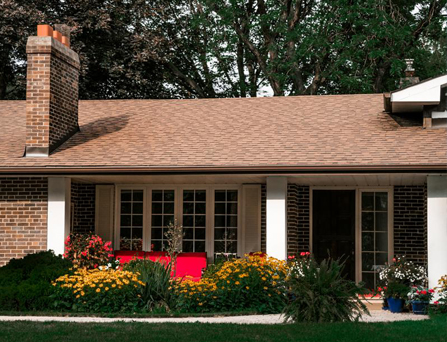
[427,175,447,293]
[266,177,287,260]
[47,177,71,256]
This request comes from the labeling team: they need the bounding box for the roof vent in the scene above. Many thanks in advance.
[399,59,420,88]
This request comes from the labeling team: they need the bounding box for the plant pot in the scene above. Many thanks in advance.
[411,301,429,315]
[387,297,405,313]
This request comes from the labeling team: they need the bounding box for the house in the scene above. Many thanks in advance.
[0,25,446,290]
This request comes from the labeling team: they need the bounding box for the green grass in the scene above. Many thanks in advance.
[0,315,446,342]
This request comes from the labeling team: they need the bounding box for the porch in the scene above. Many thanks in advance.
[47,173,447,289]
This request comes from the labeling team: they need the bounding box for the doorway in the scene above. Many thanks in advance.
[312,190,356,281]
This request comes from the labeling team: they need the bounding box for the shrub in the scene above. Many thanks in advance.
[383,281,410,299]
[433,275,447,314]
[52,268,145,313]
[283,255,369,323]
[0,251,72,311]
[123,258,175,312]
[173,253,288,313]
[63,234,114,269]
[378,256,426,286]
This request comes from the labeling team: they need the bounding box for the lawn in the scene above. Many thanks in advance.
[0,315,446,342]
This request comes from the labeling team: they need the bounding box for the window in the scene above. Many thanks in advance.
[214,190,238,257]
[151,190,175,251]
[119,189,143,250]
[361,191,389,289]
[182,190,206,252]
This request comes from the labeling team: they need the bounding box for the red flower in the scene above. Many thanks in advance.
[434,301,439,305]
[288,255,295,260]
[392,258,396,262]
[429,289,434,293]
[151,243,155,250]
[300,252,306,256]
[108,254,114,258]
[421,290,427,295]
[378,287,383,292]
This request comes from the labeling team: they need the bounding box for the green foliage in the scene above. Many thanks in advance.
[0,251,72,311]
[1,0,445,100]
[384,282,411,299]
[123,258,175,312]
[173,254,288,314]
[283,256,369,322]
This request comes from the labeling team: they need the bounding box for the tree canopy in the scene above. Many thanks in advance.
[0,0,445,99]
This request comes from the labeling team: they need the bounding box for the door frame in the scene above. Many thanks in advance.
[310,186,394,283]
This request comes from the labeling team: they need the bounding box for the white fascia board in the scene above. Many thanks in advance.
[390,75,447,103]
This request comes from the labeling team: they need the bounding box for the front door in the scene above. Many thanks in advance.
[312,190,356,280]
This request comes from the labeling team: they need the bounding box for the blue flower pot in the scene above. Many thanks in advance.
[387,298,404,313]
[411,301,429,315]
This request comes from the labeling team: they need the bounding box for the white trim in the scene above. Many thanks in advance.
[266,177,288,260]
[309,186,394,284]
[95,185,114,243]
[47,177,71,256]
[427,175,447,293]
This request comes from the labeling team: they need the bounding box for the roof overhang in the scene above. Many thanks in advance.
[389,75,447,113]
[0,165,445,176]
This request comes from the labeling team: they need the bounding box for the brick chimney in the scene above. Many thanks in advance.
[25,24,80,157]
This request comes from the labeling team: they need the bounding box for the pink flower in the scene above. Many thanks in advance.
[288,255,295,260]
[108,254,114,258]
[300,252,306,256]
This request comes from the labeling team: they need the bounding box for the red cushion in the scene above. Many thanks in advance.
[114,251,207,281]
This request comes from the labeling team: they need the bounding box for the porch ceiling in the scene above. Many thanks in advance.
[71,173,429,186]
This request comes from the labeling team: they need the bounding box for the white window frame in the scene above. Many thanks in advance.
[114,184,243,257]
[114,186,147,251]
[309,186,394,284]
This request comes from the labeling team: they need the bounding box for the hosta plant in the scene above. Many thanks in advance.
[63,234,115,269]
[283,255,369,323]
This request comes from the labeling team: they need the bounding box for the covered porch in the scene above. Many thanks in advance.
[47,173,447,289]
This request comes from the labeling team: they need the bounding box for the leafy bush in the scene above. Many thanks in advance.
[378,256,426,286]
[173,253,287,313]
[123,258,175,312]
[283,255,368,323]
[383,281,410,299]
[63,234,114,269]
[52,268,144,313]
[0,251,72,311]
[433,275,447,314]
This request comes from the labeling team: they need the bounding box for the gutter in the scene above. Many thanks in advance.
[0,164,445,176]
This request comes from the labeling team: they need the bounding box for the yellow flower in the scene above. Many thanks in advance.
[235,281,240,285]
[246,286,250,290]
[96,288,101,293]
[105,287,109,291]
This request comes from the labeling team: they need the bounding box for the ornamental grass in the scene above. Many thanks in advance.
[173,253,288,313]
[52,268,145,313]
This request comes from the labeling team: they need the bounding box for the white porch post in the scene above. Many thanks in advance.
[266,177,287,260]
[47,177,71,256]
[427,175,447,291]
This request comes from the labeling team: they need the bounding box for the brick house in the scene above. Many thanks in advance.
[0,25,446,290]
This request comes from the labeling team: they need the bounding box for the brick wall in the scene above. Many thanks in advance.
[260,184,310,255]
[71,182,96,234]
[26,36,80,154]
[0,177,47,266]
[394,185,427,264]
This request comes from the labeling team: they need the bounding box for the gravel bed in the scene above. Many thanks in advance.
[0,311,429,324]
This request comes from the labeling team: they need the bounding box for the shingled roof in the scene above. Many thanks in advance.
[0,94,446,173]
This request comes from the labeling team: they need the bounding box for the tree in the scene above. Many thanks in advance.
[0,0,445,99]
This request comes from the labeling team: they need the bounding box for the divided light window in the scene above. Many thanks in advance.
[151,190,175,251]
[361,192,389,290]
[182,190,206,252]
[120,189,143,251]
[214,190,238,258]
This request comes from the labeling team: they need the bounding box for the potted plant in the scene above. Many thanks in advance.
[384,282,410,313]
[407,285,435,315]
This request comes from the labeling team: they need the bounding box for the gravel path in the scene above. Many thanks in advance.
[0,311,429,324]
